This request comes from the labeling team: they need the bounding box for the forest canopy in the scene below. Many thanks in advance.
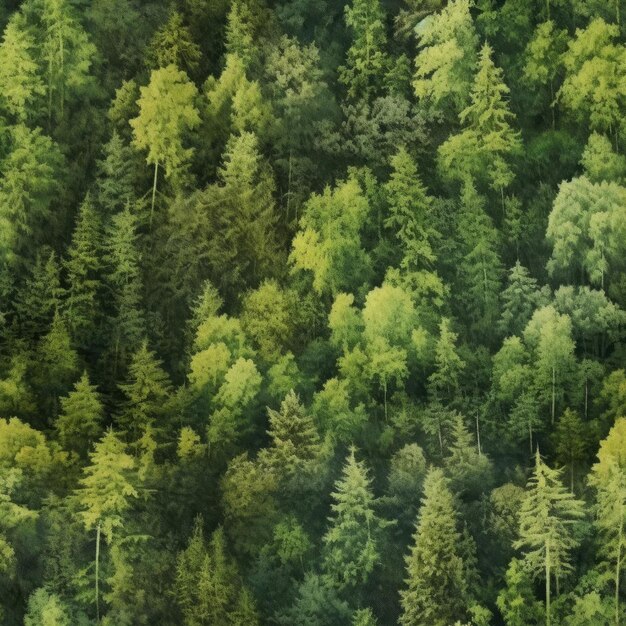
[0,0,625,625]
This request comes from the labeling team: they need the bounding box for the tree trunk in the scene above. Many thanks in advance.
[95,521,101,622]
[616,511,623,626]
[150,161,159,226]
[552,367,556,424]
[546,543,551,626]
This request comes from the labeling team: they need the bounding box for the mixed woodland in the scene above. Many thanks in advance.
[1,0,626,624]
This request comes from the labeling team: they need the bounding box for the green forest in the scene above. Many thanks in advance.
[1,0,626,623]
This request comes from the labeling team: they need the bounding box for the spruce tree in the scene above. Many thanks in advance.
[117,341,172,442]
[515,450,585,626]
[63,194,103,351]
[588,418,626,626]
[339,0,389,101]
[428,318,465,404]
[56,371,103,457]
[439,42,521,195]
[322,448,389,590]
[15,250,63,342]
[96,132,137,216]
[400,467,469,626]
[384,146,438,271]
[499,262,544,337]
[77,428,139,621]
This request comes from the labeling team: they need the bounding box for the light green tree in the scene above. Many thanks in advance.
[515,450,585,626]
[130,64,200,218]
[323,448,389,590]
[439,43,521,196]
[413,0,478,116]
[588,418,626,626]
[77,429,139,622]
[0,13,44,121]
[428,318,465,404]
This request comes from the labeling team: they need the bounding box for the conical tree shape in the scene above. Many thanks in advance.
[428,318,465,404]
[96,132,137,216]
[400,467,469,626]
[56,371,103,457]
[117,341,172,441]
[499,262,543,337]
[322,448,388,590]
[384,146,437,271]
[63,193,103,350]
[515,449,585,626]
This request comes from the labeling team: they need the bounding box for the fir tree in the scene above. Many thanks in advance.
[96,132,137,217]
[499,262,544,337]
[428,318,465,404]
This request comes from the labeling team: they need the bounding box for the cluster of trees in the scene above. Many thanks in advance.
[0,0,626,624]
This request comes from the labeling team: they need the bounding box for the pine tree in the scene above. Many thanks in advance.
[384,146,437,271]
[56,371,103,457]
[77,429,139,621]
[428,318,465,404]
[130,64,200,218]
[588,418,626,626]
[339,0,389,101]
[400,467,469,626]
[515,450,585,626]
[322,448,389,590]
[0,13,45,121]
[456,181,503,337]
[63,194,103,350]
[439,42,521,195]
[117,341,172,442]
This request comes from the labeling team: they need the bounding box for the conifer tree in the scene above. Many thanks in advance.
[588,418,626,626]
[36,311,79,417]
[515,450,585,626]
[40,0,97,125]
[400,468,469,626]
[130,64,200,218]
[262,390,321,476]
[0,124,64,270]
[384,146,437,271]
[96,132,137,216]
[118,341,172,442]
[339,0,389,101]
[105,208,145,373]
[56,371,103,457]
[554,408,587,492]
[63,194,103,350]
[499,262,544,337]
[456,182,503,337]
[428,318,465,404]
[322,448,389,590]
[439,43,521,195]
[147,10,201,73]
[0,13,44,121]
[15,250,63,342]
[77,429,139,621]
[413,0,479,116]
